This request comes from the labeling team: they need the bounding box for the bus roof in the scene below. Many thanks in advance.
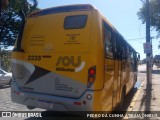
[29,4,94,17]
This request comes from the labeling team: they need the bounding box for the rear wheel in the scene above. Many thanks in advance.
[8,79,12,86]
[116,87,125,111]
[26,106,35,110]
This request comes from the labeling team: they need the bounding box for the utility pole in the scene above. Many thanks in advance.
[146,0,151,84]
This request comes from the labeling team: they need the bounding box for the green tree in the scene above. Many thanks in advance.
[137,0,160,36]
[0,0,38,48]
[0,0,38,71]
[1,50,11,72]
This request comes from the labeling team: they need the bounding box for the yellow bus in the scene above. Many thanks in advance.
[11,4,140,111]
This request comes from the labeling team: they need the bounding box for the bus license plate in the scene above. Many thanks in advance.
[37,100,53,109]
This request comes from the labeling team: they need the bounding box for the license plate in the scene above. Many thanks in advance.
[37,100,53,109]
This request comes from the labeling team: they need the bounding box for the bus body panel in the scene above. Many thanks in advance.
[89,10,105,111]
[11,10,96,99]
[89,10,104,90]
[104,59,114,111]
[11,81,94,111]
[12,53,90,98]
[22,11,92,53]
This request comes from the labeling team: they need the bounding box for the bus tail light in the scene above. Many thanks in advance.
[73,102,81,106]
[87,66,96,88]
[14,90,21,95]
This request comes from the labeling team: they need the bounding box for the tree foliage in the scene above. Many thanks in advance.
[0,0,38,48]
[1,50,11,72]
[137,0,160,36]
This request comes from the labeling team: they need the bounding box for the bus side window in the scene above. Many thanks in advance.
[130,49,134,70]
[130,50,134,62]
[116,38,122,60]
[104,26,113,58]
[134,52,138,71]
[126,46,130,61]
[112,36,117,59]
[122,43,126,60]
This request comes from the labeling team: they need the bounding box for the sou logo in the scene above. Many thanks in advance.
[56,56,85,72]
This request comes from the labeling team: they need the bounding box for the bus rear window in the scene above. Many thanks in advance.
[64,15,87,29]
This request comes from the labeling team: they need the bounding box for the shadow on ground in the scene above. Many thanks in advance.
[0,85,10,89]
[139,70,160,74]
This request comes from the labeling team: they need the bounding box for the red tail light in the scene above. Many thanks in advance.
[73,102,81,106]
[89,69,95,75]
[87,66,96,88]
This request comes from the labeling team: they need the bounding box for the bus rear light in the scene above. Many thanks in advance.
[88,77,94,82]
[86,94,92,100]
[14,90,20,95]
[87,66,96,88]
[73,102,81,106]
[89,69,95,75]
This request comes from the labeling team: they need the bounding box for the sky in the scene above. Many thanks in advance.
[37,0,159,60]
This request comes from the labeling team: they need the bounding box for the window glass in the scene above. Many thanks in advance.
[130,49,134,62]
[115,38,122,60]
[126,46,130,60]
[113,37,117,57]
[64,15,87,29]
[0,70,5,74]
[131,51,134,59]
[104,26,113,58]
[122,44,126,60]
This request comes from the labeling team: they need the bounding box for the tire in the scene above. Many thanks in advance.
[116,87,125,111]
[26,106,35,110]
[8,79,11,86]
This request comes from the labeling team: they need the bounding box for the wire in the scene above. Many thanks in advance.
[127,36,157,41]
[127,37,146,40]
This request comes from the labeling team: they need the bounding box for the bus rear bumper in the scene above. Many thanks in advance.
[11,81,93,111]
